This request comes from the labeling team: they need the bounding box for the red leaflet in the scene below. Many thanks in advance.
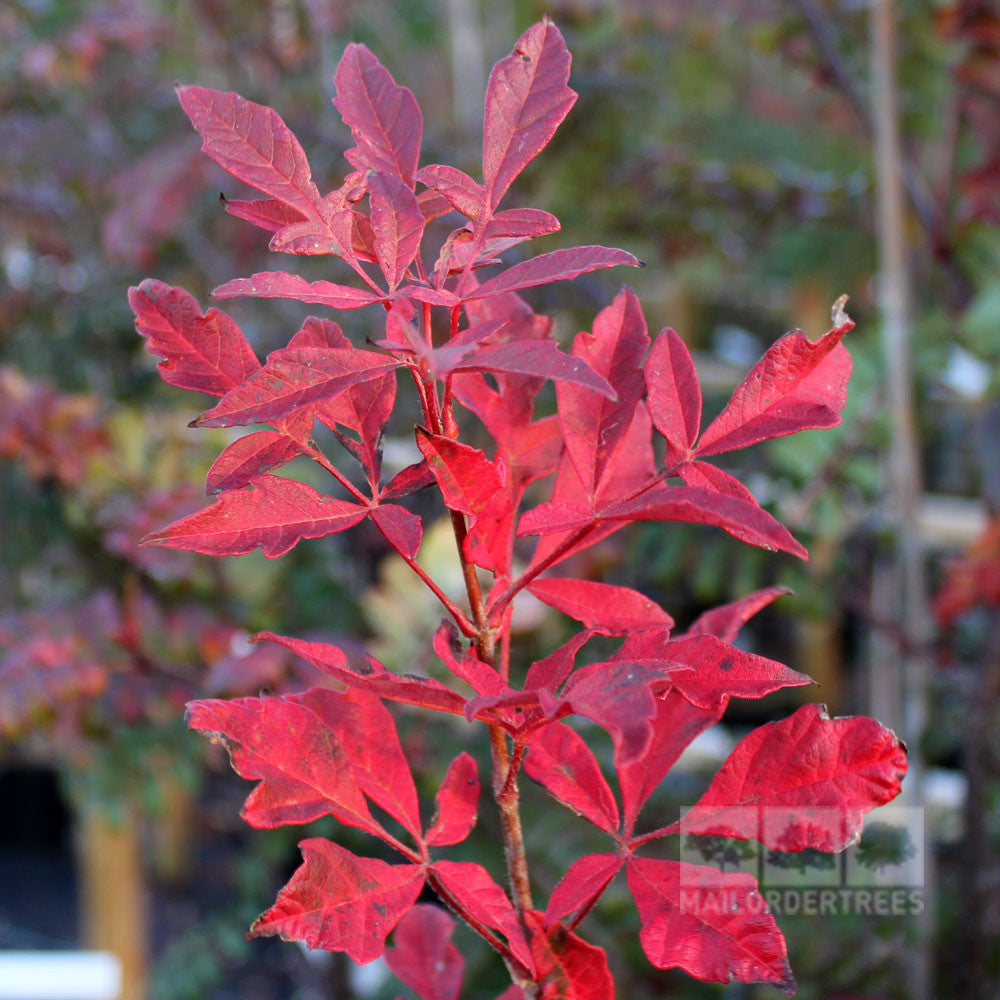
[255,632,471,718]
[523,722,620,833]
[466,246,640,301]
[251,839,424,963]
[626,858,794,993]
[545,854,622,926]
[333,44,422,187]
[142,475,367,558]
[527,578,673,636]
[676,458,759,504]
[645,328,701,468]
[292,687,422,841]
[371,505,422,561]
[526,403,656,573]
[523,910,615,1000]
[287,317,396,487]
[176,86,323,219]
[432,861,534,974]
[696,315,855,457]
[556,288,649,501]
[426,752,480,847]
[416,430,512,574]
[369,173,426,291]
[416,164,485,220]
[268,220,340,256]
[205,430,303,495]
[596,485,807,560]
[185,694,377,833]
[433,623,502,696]
[385,906,464,1000]
[382,460,435,500]
[453,341,615,399]
[212,271,382,309]
[485,208,561,240]
[193,347,401,428]
[129,280,260,396]
[674,704,908,852]
[683,585,791,642]
[222,196,306,232]
[524,630,594,692]
[618,691,724,837]
[616,634,813,712]
[482,21,577,212]
[539,661,665,766]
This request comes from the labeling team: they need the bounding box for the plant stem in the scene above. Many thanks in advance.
[448,499,535,919]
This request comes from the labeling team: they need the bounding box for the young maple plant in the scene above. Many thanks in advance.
[129,19,907,998]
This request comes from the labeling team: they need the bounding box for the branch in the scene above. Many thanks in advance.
[795,0,973,309]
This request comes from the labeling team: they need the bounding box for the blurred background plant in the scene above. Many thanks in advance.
[2,0,998,997]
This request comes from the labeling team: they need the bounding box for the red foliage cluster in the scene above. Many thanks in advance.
[933,513,1000,625]
[0,366,108,486]
[132,20,906,997]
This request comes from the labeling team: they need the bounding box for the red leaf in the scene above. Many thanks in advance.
[382,460,435,500]
[255,632,471,718]
[291,687,421,840]
[385,905,464,1000]
[598,485,808,560]
[556,288,649,501]
[433,622,502,696]
[466,246,639,301]
[369,173,426,291]
[371,504,422,561]
[452,340,615,399]
[212,271,382,309]
[675,704,907,851]
[676,459,759,504]
[683,586,791,643]
[205,430,303,494]
[646,328,702,468]
[426,752,480,846]
[193,347,401,428]
[618,691,723,837]
[333,44,422,187]
[525,403,655,573]
[539,661,665,766]
[524,630,594,692]
[528,578,673,636]
[185,694,376,833]
[432,861,534,974]
[251,838,424,963]
[545,854,622,925]
[416,429,512,574]
[485,208,560,240]
[517,502,594,537]
[416,431,502,516]
[696,316,854,457]
[626,858,794,993]
[416,164,485,220]
[288,317,397,486]
[223,196,306,232]
[129,280,260,396]
[615,633,813,712]
[177,86,323,219]
[523,910,615,999]
[142,475,367,558]
[482,21,577,211]
[524,722,620,833]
